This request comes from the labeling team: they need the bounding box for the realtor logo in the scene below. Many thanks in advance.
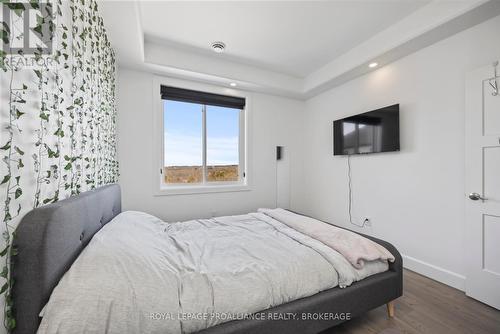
[2,2,53,55]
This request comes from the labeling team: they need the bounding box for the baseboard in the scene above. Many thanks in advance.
[402,254,466,291]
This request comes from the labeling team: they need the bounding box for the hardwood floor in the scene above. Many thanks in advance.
[321,269,500,334]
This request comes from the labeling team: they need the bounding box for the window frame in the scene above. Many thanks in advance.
[153,76,251,196]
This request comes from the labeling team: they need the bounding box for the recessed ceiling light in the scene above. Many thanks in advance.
[369,62,378,68]
[211,41,226,53]
[230,82,237,87]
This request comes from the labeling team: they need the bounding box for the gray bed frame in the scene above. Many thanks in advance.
[11,184,402,334]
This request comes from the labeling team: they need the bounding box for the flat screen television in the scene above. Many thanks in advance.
[333,104,400,155]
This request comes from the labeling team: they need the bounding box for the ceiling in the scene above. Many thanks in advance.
[140,1,429,78]
[99,0,500,99]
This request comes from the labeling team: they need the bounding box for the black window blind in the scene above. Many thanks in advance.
[161,85,245,109]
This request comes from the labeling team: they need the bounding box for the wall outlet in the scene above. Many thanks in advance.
[363,217,371,227]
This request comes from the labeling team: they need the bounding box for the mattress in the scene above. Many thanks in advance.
[37,210,390,334]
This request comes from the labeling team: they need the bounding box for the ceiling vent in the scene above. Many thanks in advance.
[211,41,226,53]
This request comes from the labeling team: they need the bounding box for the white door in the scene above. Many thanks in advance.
[465,61,500,309]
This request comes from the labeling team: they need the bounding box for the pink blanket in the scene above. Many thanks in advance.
[259,209,394,269]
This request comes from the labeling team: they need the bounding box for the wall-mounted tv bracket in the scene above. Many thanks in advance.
[489,61,498,96]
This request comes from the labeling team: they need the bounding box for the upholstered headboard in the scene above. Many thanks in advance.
[11,184,121,334]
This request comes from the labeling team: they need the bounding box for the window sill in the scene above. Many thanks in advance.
[155,184,251,196]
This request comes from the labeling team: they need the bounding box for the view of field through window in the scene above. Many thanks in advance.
[164,100,240,184]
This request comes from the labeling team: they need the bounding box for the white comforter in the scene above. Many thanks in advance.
[37,211,389,334]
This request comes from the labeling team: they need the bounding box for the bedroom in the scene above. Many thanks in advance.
[0,0,499,333]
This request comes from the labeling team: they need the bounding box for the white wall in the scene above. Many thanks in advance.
[297,15,500,290]
[117,68,304,222]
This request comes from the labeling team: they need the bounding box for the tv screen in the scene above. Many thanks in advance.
[333,104,400,155]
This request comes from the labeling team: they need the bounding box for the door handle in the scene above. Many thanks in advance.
[469,192,487,201]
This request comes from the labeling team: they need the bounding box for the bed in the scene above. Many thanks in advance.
[11,184,403,334]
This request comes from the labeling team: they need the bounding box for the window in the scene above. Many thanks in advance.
[160,85,246,188]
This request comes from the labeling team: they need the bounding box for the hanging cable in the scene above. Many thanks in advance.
[347,154,368,228]
[347,154,353,224]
